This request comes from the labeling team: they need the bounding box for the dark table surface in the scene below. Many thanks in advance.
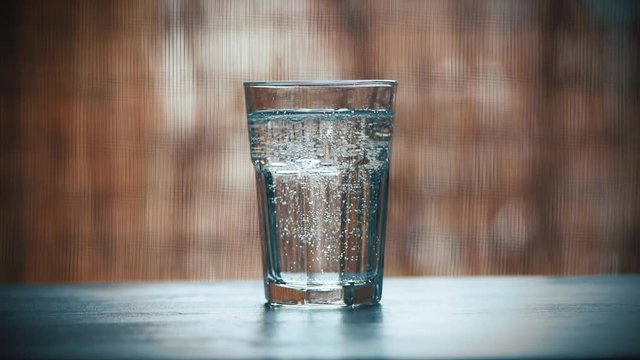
[1,276,640,359]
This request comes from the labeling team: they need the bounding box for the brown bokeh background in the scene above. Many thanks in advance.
[1,0,639,282]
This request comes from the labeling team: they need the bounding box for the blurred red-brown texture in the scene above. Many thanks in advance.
[1,0,639,282]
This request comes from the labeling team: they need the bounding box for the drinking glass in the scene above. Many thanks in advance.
[244,80,397,305]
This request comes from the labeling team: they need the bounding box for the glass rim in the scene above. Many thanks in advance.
[244,80,397,88]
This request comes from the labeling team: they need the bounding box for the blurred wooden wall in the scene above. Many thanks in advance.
[1,0,639,282]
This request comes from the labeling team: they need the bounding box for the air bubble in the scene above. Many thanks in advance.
[251,109,392,286]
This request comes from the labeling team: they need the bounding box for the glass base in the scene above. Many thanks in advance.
[265,280,382,306]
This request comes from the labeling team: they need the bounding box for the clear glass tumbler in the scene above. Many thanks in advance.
[244,80,397,305]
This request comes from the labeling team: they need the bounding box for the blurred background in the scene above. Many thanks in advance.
[1,0,639,282]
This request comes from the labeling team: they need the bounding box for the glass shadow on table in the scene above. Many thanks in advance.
[257,304,385,357]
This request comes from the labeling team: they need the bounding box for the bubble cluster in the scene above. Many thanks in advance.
[249,110,393,287]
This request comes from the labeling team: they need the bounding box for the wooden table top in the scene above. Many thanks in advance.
[2,276,639,359]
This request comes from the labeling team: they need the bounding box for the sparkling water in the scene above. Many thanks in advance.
[248,109,393,295]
